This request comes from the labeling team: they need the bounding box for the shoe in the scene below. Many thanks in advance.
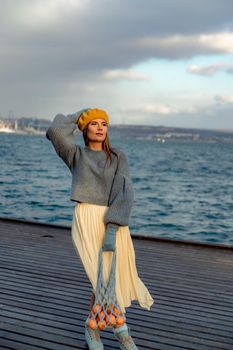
[113,324,139,350]
[85,319,104,350]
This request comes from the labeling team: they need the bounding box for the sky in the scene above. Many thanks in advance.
[0,0,233,129]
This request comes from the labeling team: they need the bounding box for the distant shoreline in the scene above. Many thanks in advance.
[1,117,233,143]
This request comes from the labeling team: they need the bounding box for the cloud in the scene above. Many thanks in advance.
[215,94,233,104]
[187,62,233,76]
[0,0,233,124]
[133,32,233,60]
[103,69,149,81]
[5,0,88,29]
[118,95,233,119]
[144,104,174,115]
[198,32,233,54]
[113,99,233,129]
[117,103,198,116]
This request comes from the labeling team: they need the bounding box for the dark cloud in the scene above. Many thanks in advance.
[0,0,232,118]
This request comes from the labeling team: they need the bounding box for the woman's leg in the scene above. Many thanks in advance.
[85,290,104,349]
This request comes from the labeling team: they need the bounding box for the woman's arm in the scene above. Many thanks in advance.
[102,152,134,251]
[46,111,83,171]
[104,151,134,226]
[102,151,134,251]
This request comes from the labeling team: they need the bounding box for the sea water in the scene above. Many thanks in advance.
[1,133,233,246]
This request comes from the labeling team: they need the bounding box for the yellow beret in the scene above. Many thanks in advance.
[77,108,109,131]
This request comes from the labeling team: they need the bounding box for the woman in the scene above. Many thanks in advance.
[46,108,154,350]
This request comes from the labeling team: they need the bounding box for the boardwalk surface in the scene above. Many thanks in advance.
[0,217,233,350]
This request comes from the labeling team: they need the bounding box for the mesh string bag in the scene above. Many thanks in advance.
[87,247,126,331]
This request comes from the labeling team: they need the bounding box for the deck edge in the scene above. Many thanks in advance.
[1,215,232,250]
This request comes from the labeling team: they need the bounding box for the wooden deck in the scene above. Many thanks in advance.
[0,217,233,350]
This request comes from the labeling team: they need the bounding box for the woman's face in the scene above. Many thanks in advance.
[87,118,108,143]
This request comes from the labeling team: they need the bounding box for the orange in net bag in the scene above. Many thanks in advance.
[87,247,126,331]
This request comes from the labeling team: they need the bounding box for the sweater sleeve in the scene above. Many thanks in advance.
[103,151,134,227]
[46,112,83,171]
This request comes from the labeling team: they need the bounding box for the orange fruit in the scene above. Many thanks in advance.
[116,316,125,326]
[99,311,105,320]
[106,304,113,314]
[113,306,121,315]
[98,320,106,330]
[88,319,97,329]
[92,304,102,314]
[106,314,116,326]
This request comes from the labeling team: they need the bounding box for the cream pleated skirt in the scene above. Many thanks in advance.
[71,202,154,314]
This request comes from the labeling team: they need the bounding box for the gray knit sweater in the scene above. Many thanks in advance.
[45,111,134,228]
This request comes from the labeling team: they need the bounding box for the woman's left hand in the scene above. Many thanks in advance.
[102,224,118,251]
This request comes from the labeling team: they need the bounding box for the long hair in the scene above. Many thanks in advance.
[82,124,119,172]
